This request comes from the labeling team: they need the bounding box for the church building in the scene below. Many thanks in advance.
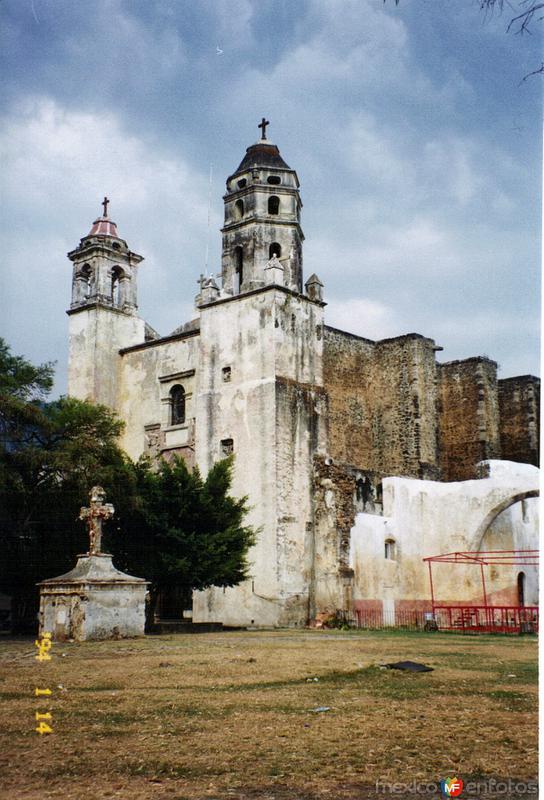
[66,123,539,627]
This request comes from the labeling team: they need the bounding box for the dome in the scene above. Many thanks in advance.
[87,216,120,238]
[86,198,120,238]
[234,141,291,174]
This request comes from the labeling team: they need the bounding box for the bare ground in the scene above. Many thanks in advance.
[0,629,537,799]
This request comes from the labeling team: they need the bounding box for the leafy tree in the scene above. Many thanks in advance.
[114,456,257,627]
[0,339,135,629]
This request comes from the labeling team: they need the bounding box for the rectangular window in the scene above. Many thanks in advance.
[221,438,234,456]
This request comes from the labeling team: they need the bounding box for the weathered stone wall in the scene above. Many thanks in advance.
[323,327,440,482]
[312,456,358,616]
[68,305,145,410]
[193,286,325,626]
[275,379,327,625]
[438,358,501,481]
[498,376,540,467]
[118,331,199,462]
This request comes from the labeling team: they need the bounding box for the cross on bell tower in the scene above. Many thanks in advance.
[258,117,270,140]
[102,196,110,217]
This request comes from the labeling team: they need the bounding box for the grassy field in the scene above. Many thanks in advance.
[0,629,538,799]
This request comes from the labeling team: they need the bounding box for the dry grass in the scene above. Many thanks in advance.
[0,629,537,799]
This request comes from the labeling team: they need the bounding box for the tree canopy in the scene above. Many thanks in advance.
[117,456,256,624]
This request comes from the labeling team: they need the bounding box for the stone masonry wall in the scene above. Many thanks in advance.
[322,327,440,482]
[498,376,540,467]
[438,358,501,481]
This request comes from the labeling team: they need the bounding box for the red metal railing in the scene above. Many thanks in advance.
[432,604,538,634]
[352,605,538,633]
[353,608,430,630]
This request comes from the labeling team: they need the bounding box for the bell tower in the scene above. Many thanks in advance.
[68,197,143,313]
[221,120,304,294]
[66,199,145,408]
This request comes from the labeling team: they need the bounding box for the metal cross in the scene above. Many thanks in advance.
[79,486,115,555]
[258,117,270,140]
[197,273,206,291]
[102,196,110,217]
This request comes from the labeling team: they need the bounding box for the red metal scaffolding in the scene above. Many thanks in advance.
[423,550,539,634]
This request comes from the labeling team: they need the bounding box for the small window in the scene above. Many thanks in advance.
[112,242,121,251]
[170,385,186,426]
[356,476,372,505]
[222,366,231,382]
[237,178,247,189]
[384,539,396,560]
[234,199,244,220]
[221,438,234,456]
[269,243,281,259]
[268,196,280,215]
[267,176,281,185]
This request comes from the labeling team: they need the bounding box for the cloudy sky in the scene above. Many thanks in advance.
[1,0,541,394]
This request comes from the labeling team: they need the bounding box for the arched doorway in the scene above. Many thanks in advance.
[517,572,526,607]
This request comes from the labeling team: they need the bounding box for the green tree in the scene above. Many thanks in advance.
[115,456,257,627]
[0,339,136,629]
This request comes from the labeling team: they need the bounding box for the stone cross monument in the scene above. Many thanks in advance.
[38,486,148,641]
[79,485,114,555]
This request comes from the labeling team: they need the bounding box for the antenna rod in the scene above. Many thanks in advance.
[205,163,213,276]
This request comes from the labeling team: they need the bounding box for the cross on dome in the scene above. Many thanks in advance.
[258,117,270,140]
[102,196,110,217]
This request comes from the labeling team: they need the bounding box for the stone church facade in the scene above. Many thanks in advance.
[66,128,539,626]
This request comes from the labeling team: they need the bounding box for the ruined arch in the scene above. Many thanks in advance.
[472,489,539,552]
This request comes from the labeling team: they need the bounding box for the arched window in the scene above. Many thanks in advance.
[268,195,280,215]
[384,539,396,560]
[518,572,526,606]
[234,246,243,293]
[77,264,92,301]
[269,243,282,259]
[111,267,124,306]
[170,385,185,426]
[234,199,244,220]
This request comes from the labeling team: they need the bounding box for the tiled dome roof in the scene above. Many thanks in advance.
[234,141,291,174]
[87,215,119,238]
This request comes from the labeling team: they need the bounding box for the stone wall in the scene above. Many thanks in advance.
[498,376,540,467]
[118,330,200,463]
[312,456,357,616]
[275,379,328,625]
[193,286,325,626]
[438,357,501,481]
[322,327,440,482]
